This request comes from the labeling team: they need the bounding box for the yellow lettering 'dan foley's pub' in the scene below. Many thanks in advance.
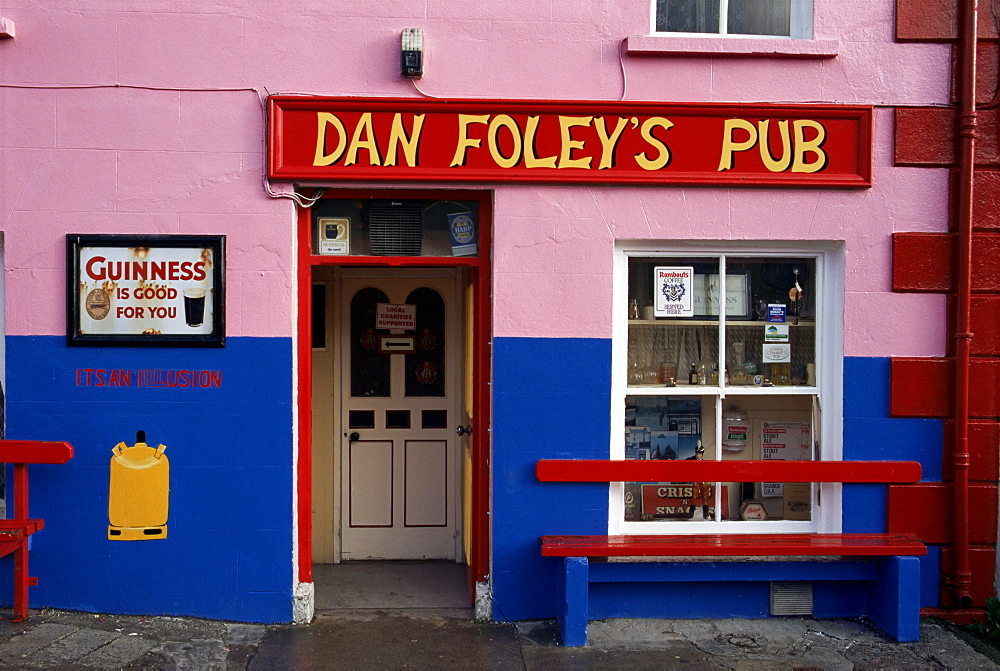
[311,111,831,174]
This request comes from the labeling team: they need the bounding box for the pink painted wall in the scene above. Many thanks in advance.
[0,1,950,356]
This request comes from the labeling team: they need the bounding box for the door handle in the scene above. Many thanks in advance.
[456,425,472,437]
[348,432,360,442]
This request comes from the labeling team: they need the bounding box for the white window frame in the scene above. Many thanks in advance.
[609,240,844,535]
[650,0,814,40]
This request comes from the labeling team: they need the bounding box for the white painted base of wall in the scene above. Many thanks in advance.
[474,580,491,622]
[293,582,314,624]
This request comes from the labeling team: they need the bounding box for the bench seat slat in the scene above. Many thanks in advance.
[0,520,44,535]
[541,533,927,557]
[0,441,73,465]
[536,459,921,483]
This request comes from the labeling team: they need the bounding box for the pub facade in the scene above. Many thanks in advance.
[0,0,993,631]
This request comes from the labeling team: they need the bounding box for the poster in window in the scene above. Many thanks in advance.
[759,420,812,497]
[693,274,751,319]
[67,235,225,347]
[625,397,704,521]
[653,266,695,317]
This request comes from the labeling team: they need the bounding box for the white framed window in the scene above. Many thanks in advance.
[609,241,843,534]
[652,0,813,39]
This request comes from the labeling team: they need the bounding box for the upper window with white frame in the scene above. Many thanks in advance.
[611,242,842,535]
[654,0,814,39]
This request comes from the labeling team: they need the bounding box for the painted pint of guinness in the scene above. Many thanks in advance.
[183,288,206,327]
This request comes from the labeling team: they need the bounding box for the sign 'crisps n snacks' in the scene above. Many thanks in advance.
[268,97,871,188]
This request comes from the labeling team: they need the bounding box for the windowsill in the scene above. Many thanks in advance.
[626,34,839,59]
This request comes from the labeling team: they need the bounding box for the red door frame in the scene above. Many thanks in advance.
[295,189,492,599]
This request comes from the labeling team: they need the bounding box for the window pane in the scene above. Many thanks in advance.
[723,395,813,522]
[628,257,721,387]
[625,395,718,522]
[311,198,480,257]
[620,248,829,530]
[726,258,815,387]
[350,287,391,397]
[656,0,721,33]
[405,287,446,397]
[728,0,792,36]
[312,283,327,349]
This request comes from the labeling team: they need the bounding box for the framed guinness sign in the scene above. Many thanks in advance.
[67,235,226,347]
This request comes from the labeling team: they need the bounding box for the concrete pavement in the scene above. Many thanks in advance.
[0,607,996,669]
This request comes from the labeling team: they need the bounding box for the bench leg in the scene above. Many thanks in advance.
[12,542,30,623]
[558,557,589,647]
[869,556,920,642]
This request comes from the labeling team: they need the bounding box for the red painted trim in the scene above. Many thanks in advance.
[296,202,314,584]
[895,0,962,42]
[920,608,987,625]
[471,194,493,587]
[940,545,998,606]
[536,459,922,483]
[969,295,1000,354]
[892,232,954,292]
[308,255,482,268]
[894,107,956,166]
[890,357,953,417]
[540,533,927,557]
[892,232,1000,293]
[944,420,1000,482]
[892,357,1000,418]
[888,482,998,544]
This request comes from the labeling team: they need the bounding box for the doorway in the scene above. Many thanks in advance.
[312,267,473,559]
[300,191,491,610]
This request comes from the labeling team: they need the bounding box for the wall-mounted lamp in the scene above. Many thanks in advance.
[0,18,15,39]
[401,28,423,78]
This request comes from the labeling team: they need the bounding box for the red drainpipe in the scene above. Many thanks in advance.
[949,0,977,608]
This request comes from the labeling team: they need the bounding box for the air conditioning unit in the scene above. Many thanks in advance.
[368,200,423,256]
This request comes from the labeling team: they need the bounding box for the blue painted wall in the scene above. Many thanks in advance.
[491,336,612,620]
[842,356,943,608]
[490,339,944,621]
[1,332,942,623]
[2,335,294,623]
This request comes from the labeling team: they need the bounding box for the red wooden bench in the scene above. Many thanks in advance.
[537,459,926,645]
[0,440,74,622]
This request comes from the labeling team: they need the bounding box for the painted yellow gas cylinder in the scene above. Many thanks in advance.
[108,433,169,540]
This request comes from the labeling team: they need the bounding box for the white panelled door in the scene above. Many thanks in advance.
[339,269,461,560]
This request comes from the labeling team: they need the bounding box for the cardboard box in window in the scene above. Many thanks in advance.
[783,483,812,520]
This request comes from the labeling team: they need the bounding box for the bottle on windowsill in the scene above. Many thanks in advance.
[688,362,698,385]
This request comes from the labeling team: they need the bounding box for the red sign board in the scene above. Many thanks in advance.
[642,483,696,519]
[268,97,871,188]
[640,482,729,520]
